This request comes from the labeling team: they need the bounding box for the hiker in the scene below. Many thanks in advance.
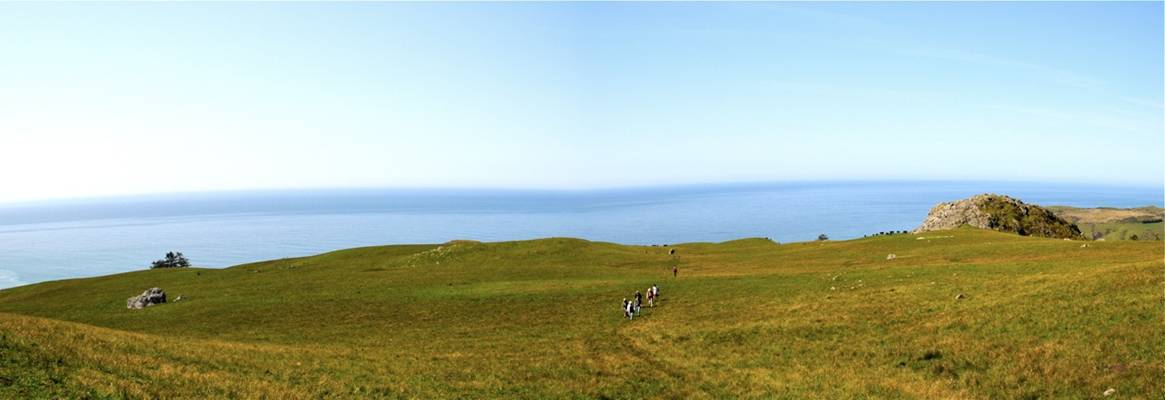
[652,284,659,302]
[634,291,643,315]
[646,286,654,308]
[625,299,634,320]
[673,266,678,277]
[622,298,629,319]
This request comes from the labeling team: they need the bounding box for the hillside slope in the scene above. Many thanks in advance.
[1048,205,1164,241]
[0,230,1160,399]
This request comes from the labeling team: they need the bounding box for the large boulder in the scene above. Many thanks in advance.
[914,194,1084,239]
[126,287,166,309]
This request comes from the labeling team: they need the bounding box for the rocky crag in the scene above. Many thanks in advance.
[914,194,1084,239]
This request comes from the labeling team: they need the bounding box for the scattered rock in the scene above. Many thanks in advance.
[1103,388,1116,396]
[886,253,897,260]
[174,295,183,302]
[669,248,676,255]
[830,286,836,291]
[126,287,166,309]
[955,293,966,300]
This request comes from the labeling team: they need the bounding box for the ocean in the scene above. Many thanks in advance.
[0,181,1160,289]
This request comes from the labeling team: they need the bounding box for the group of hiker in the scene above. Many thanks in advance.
[622,284,659,320]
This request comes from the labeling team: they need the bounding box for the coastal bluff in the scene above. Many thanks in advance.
[914,194,1084,239]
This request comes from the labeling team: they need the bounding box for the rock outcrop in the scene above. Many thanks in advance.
[126,287,166,309]
[914,194,1084,239]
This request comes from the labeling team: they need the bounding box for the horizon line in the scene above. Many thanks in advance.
[2,178,1161,208]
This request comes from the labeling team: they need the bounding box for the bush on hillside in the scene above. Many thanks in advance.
[817,234,829,241]
[150,252,190,269]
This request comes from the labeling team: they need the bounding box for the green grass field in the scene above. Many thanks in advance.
[0,228,1160,399]
[1076,221,1163,241]
[1048,206,1164,241]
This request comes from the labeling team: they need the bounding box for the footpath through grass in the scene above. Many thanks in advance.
[0,228,1160,399]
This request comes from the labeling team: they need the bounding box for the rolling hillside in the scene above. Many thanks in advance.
[1048,206,1164,241]
[0,228,1160,399]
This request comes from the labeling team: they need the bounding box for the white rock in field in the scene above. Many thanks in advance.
[1103,388,1115,396]
[886,253,897,260]
[126,287,166,309]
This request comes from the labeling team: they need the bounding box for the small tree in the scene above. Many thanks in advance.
[817,233,829,241]
[150,251,191,269]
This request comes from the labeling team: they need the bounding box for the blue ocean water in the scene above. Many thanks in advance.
[0,181,1160,289]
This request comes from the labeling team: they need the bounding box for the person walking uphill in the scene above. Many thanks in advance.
[634,291,643,316]
[673,266,678,278]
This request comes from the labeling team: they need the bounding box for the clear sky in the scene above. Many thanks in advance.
[1,2,1161,203]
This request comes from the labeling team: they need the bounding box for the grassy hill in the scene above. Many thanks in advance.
[0,228,1160,399]
[1048,206,1164,241]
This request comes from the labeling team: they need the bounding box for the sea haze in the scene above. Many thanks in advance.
[0,181,1160,289]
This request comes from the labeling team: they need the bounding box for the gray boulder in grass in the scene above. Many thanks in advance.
[126,287,166,309]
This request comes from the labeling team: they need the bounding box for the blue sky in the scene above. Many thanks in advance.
[1,2,1161,202]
